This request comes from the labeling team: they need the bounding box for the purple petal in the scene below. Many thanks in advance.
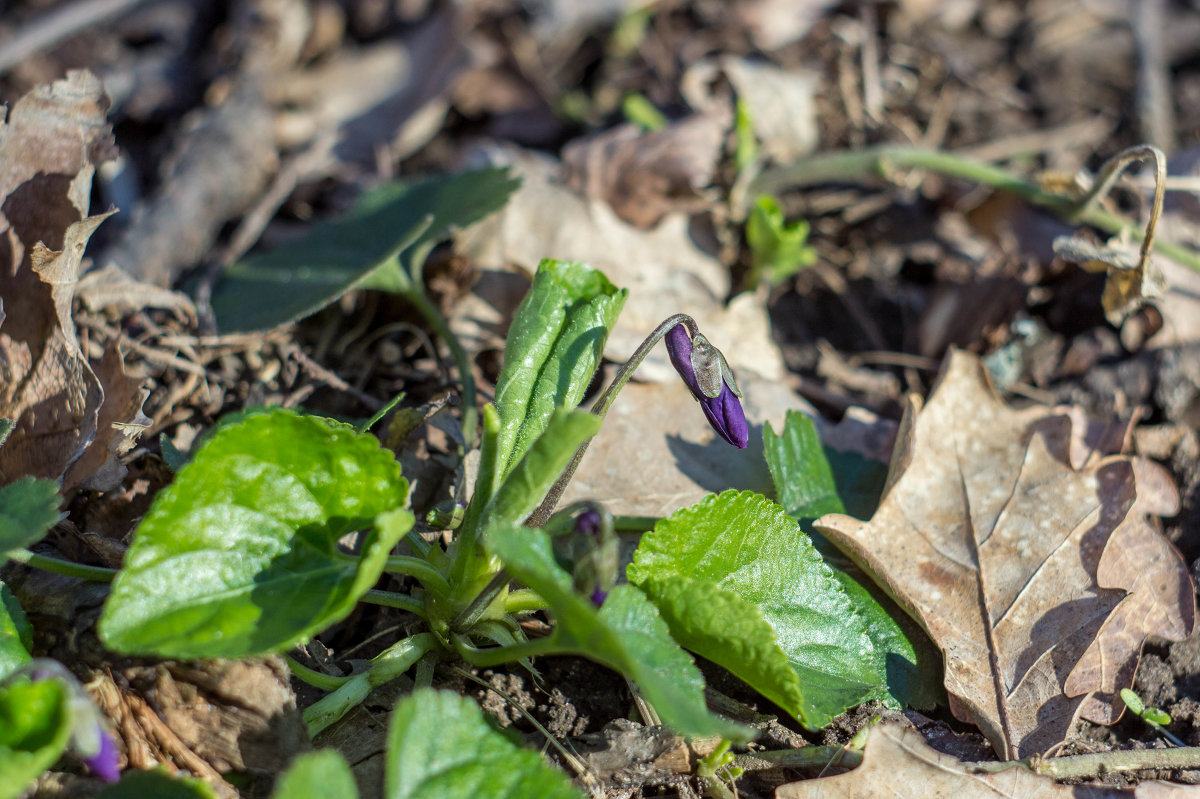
[590,587,608,607]
[84,727,120,783]
[699,385,749,448]
[665,325,701,396]
[575,509,602,537]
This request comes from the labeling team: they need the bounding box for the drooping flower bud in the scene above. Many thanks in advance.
[550,506,618,606]
[665,325,749,448]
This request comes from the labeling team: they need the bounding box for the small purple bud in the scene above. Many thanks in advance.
[665,325,749,449]
[590,587,608,607]
[11,660,122,783]
[83,726,120,783]
[575,509,602,538]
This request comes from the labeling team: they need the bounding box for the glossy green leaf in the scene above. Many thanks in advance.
[273,750,358,799]
[99,410,411,658]
[479,410,602,533]
[0,677,71,799]
[763,411,942,710]
[0,477,61,558]
[98,769,218,799]
[628,490,883,729]
[745,195,816,286]
[211,168,519,332]
[493,260,626,475]
[0,584,31,680]
[487,524,751,741]
[386,689,582,799]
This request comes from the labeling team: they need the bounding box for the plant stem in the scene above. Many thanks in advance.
[358,390,406,433]
[734,746,863,773]
[736,743,1200,781]
[447,405,501,600]
[749,145,1200,273]
[303,633,439,737]
[384,555,451,597]
[402,285,479,448]
[505,588,548,614]
[283,655,350,691]
[7,549,116,583]
[360,589,428,619]
[613,515,660,532]
[449,570,509,632]
[1021,747,1200,779]
[413,652,436,689]
[452,632,566,668]
[527,313,700,527]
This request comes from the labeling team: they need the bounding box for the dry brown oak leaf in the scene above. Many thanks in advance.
[0,70,148,490]
[815,350,1194,760]
[776,723,1200,799]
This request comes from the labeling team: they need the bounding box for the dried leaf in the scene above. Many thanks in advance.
[728,0,838,51]
[0,71,146,490]
[714,57,820,164]
[815,351,1194,759]
[457,145,801,516]
[75,264,195,318]
[1052,233,1166,324]
[776,723,1200,798]
[1147,147,1200,348]
[456,145,785,385]
[563,112,727,228]
[558,378,796,518]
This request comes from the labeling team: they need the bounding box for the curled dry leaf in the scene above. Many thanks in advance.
[0,71,148,490]
[1052,232,1166,325]
[776,723,1200,799]
[815,351,1194,759]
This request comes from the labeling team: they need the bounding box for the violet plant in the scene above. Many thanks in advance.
[2,257,938,794]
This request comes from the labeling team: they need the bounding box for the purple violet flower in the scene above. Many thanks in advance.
[18,660,121,783]
[554,507,616,607]
[665,325,749,449]
[81,725,120,783]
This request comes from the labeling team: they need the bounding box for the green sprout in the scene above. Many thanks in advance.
[1121,688,1185,746]
[745,194,817,287]
[621,92,668,132]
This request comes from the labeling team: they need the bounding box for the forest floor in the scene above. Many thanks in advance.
[3,0,1200,797]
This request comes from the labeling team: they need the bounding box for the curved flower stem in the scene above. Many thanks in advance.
[1071,144,1166,278]
[505,589,548,614]
[452,632,566,668]
[383,555,451,597]
[7,550,116,583]
[526,313,700,527]
[366,262,480,449]
[402,286,479,448]
[360,589,428,619]
[303,632,439,737]
[749,145,1200,272]
[283,655,350,691]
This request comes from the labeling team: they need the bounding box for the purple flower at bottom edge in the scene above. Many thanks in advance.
[665,325,749,449]
[82,727,120,783]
